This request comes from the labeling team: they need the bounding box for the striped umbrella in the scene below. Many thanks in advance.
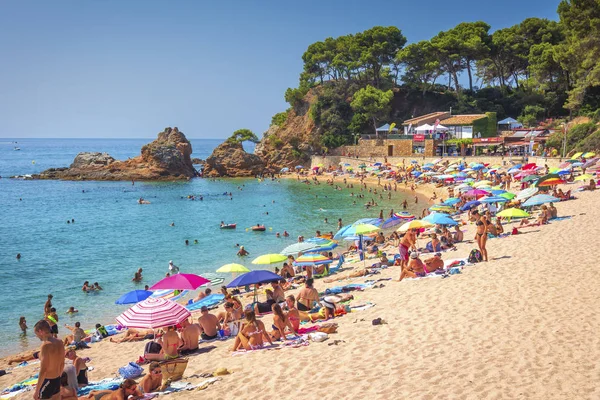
[116,297,191,329]
[293,254,332,267]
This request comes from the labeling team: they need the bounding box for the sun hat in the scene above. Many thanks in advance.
[410,252,418,259]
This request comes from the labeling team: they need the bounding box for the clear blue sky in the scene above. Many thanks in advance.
[0,0,560,139]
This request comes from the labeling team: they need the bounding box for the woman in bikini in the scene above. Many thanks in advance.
[231,311,273,351]
[145,326,180,361]
[65,348,88,387]
[474,211,489,262]
[86,378,142,400]
[269,303,298,341]
[284,295,300,332]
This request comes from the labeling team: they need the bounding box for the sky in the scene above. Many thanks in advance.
[0,0,561,139]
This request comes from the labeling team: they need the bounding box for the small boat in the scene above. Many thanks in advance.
[220,223,237,229]
[14,147,20,151]
[252,225,266,231]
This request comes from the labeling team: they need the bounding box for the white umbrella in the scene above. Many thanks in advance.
[415,124,433,132]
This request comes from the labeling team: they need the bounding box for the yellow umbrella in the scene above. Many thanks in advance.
[251,254,288,265]
[582,152,596,158]
[472,180,492,188]
[570,152,583,160]
[397,219,434,232]
[216,263,250,273]
[574,174,594,181]
[353,223,380,235]
[497,208,530,218]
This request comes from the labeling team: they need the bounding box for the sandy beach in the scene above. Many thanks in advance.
[2,176,599,400]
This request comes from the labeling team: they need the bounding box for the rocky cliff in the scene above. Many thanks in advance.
[202,141,265,177]
[35,127,197,181]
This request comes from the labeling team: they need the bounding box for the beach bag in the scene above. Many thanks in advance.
[318,323,338,334]
[118,362,143,379]
[468,249,483,264]
[160,358,188,383]
[308,332,328,342]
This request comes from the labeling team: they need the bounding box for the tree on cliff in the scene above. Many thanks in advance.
[350,86,394,136]
[227,129,259,144]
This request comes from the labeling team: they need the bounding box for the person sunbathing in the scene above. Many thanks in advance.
[86,378,142,400]
[399,252,426,281]
[284,295,301,332]
[60,372,78,400]
[269,304,298,341]
[109,328,155,343]
[495,218,504,234]
[296,278,320,311]
[231,311,273,351]
[65,347,89,387]
[423,253,444,272]
[140,362,164,394]
[7,349,39,365]
[144,326,180,360]
[486,221,498,237]
[323,268,370,283]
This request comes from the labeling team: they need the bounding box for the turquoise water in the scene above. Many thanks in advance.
[0,138,419,357]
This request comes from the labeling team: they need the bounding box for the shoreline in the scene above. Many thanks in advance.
[3,164,599,398]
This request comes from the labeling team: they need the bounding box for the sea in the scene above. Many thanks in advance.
[0,138,420,357]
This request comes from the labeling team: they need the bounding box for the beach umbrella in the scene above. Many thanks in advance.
[499,192,516,200]
[295,165,304,169]
[397,219,434,232]
[460,200,480,211]
[306,237,333,245]
[574,174,594,181]
[570,152,583,159]
[280,242,319,256]
[443,197,461,205]
[216,263,251,273]
[429,205,455,213]
[353,223,380,235]
[522,175,539,183]
[472,180,492,188]
[582,152,596,158]
[497,208,530,218]
[293,254,332,267]
[522,163,537,170]
[381,216,402,229]
[478,196,508,204]
[116,298,191,329]
[465,189,490,197]
[516,187,539,201]
[471,164,485,170]
[150,273,210,291]
[226,270,282,288]
[251,253,288,265]
[412,171,423,177]
[115,290,154,305]
[572,162,584,167]
[522,194,560,207]
[352,218,383,227]
[536,178,565,187]
[422,213,458,226]
[280,167,289,173]
[304,240,338,253]
[490,189,506,195]
[394,211,416,220]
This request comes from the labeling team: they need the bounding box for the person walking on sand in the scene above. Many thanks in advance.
[33,320,65,400]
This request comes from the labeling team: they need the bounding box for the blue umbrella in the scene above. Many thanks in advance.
[422,213,458,226]
[491,189,507,195]
[280,167,289,172]
[333,224,353,240]
[306,237,332,245]
[373,162,382,166]
[443,197,461,205]
[295,165,304,169]
[412,171,423,177]
[479,196,508,204]
[115,290,153,305]
[460,200,480,211]
[472,164,485,170]
[381,215,402,229]
[305,242,338,253]
[352,218,383,227]
[522,194,561,207]
[226,270,282,288]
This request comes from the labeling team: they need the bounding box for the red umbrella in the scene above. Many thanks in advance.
[116,298,191,329]
[149,273,210,290]
[465,189,491,198]
[522,163,537,170]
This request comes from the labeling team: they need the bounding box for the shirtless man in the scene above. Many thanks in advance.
[194,288,211,302]
[132,268,143,282]
[423,252,444,272]
[398,229,416,271]
[399,252,426,281]
[34,320,65,400]
[178,318,201,354]
[453,225,464,242]
[63,322,87,346]
[198,306,221,340]
[280,263,295,279]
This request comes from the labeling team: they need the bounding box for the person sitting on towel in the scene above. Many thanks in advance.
[399,252,426,281]
[423,252,444,272]
[197,306,221,340]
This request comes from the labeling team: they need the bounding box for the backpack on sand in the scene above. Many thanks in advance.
[468,249,483,263]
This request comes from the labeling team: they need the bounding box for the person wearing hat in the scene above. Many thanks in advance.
[398,252,426,281]
[237,246,249,257]
[168,260,179,274]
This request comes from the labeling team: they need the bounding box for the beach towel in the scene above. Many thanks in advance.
[77,378,124,396]
[350,302,376,311]
[186,294,225,311]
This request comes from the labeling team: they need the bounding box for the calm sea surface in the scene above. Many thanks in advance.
[0,138,420,357]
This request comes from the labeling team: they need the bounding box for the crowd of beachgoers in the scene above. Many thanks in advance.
[2,153,598,400]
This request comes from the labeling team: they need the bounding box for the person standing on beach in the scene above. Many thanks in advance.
[398,229,415,272]
[33,320,65,400]
[473,211,489,262]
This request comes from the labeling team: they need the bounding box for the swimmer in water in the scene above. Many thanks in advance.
[16,253,21,260]
[283,231,289,237]
[194,239,198,244]
[185,240,189,246]
[133,268,143,282]
[66,307,78,314]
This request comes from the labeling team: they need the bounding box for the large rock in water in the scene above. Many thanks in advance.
[203,141,265,177]
[35,127,197,181]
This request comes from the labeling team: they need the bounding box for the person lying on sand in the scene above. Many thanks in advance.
[269,304,298,341]
[7,349,39,365]
[109,329,155,343]
[423,253,444,272]
[140,362,165,394]
[86,378,142,400]
[323,268,371,283]
[231,311,273,351]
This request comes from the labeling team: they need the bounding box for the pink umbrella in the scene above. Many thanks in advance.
[116,297,191,329]
[514,171,535,179]
[465,189,491,198]
[149,273,210,290]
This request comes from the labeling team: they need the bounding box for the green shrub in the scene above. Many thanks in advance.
[271,111,288,127]
[575,128,600,152]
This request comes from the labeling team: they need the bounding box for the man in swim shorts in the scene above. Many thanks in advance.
[198,306,221,340]
[34,320,64,400]
[398,229,416,271]
[179,318,201,354]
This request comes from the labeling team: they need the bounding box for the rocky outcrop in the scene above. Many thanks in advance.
[34,127,197,181]
[203,141,265,177]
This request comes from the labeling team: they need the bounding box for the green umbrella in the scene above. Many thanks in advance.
[499,192,516,200]
[353,223,380,235]
[251,254,288,265]
[522,175,539,182]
